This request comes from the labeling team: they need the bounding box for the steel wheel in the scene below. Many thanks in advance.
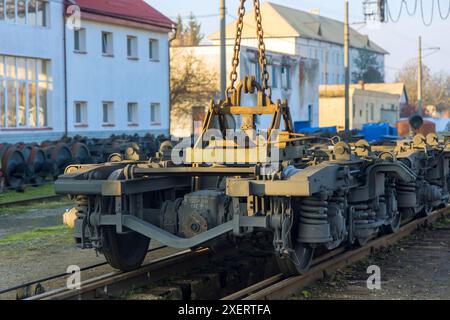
[102,226,150,272]
[276,244,315,276]
[385,211,401,233]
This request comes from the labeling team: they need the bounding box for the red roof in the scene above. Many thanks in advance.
[70,0,173,30]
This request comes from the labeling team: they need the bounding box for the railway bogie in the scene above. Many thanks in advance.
[54,0,450,276]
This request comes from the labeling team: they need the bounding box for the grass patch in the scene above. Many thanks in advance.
[0,184,55,204]
[0,225,73,246]
[0,200,74,215]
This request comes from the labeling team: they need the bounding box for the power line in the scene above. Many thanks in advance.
[437,0,450,19]
[385,0,450,26]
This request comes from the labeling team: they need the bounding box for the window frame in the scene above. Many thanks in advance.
[0,55,50,129]
[102,101,114,126]
[74,101,87,126]
[149,38,160,61]
[127,102,138,125]
[150,102,161,125]
[281,65,291,90]
[74,28,87,53]
[127,35,138,60]
[102,31,114,57]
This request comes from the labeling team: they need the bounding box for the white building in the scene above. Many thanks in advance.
[0,0,173,143]
[0,0,64,142]
[170,45,319,137]
[209,2,387,86]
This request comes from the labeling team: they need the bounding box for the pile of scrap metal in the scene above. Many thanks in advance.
[55,0,450,275]
[0,134,165,193]
[0,141,89,193]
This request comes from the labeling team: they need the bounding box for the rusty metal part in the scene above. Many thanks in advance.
[227,0,271,99]
[226,206,450,300]
[26,248,213,300]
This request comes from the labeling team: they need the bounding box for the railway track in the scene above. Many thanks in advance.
[222,205,450,300]
[0,194,65,208]
[7,206,449,300]
[24,247,213,300]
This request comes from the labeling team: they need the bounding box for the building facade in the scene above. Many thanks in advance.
[0,0,173,143]
[170,45,319,137]
[209,2,387,86]
[0,0,65,142]
[66,0,172,139]
[319,82,402,130]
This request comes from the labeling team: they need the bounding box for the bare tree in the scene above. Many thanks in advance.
[395,59,450,116]
[170,50,219,119]
[171,13,204,47]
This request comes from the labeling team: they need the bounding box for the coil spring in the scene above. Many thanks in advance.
[397,181,416,193]
[351,203,375,220]
[76,195,88,218]
[299,197,328,225]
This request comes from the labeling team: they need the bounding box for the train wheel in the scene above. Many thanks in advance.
[385,211,401,234]
[276,244,315,276]
[102,226,150,271]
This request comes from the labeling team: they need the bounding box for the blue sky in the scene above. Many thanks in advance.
[146,0,450,81]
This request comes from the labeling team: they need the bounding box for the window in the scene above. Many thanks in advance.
[370,103,374,121]
[281,66,291,89]
[149,39,159,61]
[102,32,113,56]
[28,0,36,25]
[5,0,14,23]
[74,28,86,52]
[127,36,138,59]
[36,0,48,27]
[74,101,87,125]
[270,65,277,88]
[127,103,138,124]
[102,101,114,124]
[252,62,261,83]
[17,0,26,24]
[0,0,4,21]
[1,0,48,26]
[0,56,51,128]
[0,55,50,128]
[150,103,161,125]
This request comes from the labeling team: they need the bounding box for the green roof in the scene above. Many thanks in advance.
[209,2,388,55]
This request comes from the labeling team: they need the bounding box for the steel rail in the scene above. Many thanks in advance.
[0,245,167,297]
[0,194,65,208]
[223,205,450,300]
[26,248,212,300]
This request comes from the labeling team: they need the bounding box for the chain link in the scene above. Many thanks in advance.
[226,0,271,99]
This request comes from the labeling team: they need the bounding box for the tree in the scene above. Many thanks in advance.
[170,49,219,119]
[395,59,450,116]
[171,13,204,47]
[352,50,384,83]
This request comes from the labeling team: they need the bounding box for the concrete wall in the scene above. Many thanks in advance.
[319,88,400,131]
[66,19,170,138]
[0,0,65,143]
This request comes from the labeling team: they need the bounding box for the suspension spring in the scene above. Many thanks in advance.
[76,195,89,218]
[299,197,328,225]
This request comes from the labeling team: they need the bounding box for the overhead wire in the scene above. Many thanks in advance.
[385,0,449,26]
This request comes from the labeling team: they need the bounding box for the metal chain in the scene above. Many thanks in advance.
[253,0,271,97]
[226,0,271,98]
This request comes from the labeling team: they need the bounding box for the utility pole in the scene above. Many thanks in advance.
[417,36,423,116]
[220,0,227,99]
[344,0,350,134]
